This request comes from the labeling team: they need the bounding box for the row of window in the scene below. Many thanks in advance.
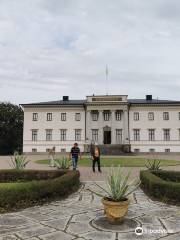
[33,111,180,122]
[32,111,122,122]
[32,129,123,143]
[134,148,171,153]
[133,112,180,121]
[33,113,81,121]
[32,147,172,153]
[91,110,122,121]
[32,129,82,141]
[133,129,177,141]
[32,148,67,153]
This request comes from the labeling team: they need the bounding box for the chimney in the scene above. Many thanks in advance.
[63,96,69,101]
[146,95,152,101]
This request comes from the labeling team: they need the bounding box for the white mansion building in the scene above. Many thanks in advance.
[21,94,180,153]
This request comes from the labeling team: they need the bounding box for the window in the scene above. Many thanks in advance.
[75,113,81,121]
[32,113,38,121]
[104,110,111,121]
[61,148,66,153]
[133,129,140,141]
[165,149,170,153]
[32,129,38,141]
[148,112,154,121]
[61,113,66,121]
[32,148,37,152]
[60,129,67,141]
[163,129,170,141]
[92,129,98,142]
[75,129,81,141]
[134,149,140,153]
[46,129,52,141]
[47,113,52,121]
[148,129,155,141]
[163,112,169,120]
[116,129,123,143]
[91,111,99,121]
[179,129,180,140]
[149,149,155,153]
[115,111,121,121]
[134,112,139,121]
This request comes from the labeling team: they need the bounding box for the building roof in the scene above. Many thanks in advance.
[21,97,180,108]
[128,99,180,105]
[21,99,86,107]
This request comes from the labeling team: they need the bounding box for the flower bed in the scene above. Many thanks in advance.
[0,169,80,212]
[140,170,180,204]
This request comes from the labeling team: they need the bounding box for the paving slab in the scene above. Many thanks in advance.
[0,182,179,240]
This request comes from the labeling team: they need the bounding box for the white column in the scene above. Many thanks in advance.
[86,110,91,143]
[98,110,103,144]
[123,110,129,144]
[111,110,116,144]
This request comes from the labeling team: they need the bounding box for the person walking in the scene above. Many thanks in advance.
[69,143,81,170]
[92,144,101,173]
[48,146,55,167]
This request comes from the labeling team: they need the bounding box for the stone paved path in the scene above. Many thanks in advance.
[0,182,180,240]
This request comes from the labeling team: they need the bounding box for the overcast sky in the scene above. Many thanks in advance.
[0,0,180,104]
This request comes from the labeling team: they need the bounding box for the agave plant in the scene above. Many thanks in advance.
[89,166,141,201]
[10,152,29,170]
[54,156,72,169]
[145,159,161,170]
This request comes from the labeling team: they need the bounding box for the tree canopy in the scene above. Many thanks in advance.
[0,102,23,155]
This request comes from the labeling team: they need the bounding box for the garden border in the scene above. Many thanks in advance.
[0,169,80,212]
[140,170,180,203]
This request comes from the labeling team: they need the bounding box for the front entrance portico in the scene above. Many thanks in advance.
[103,126,111,144]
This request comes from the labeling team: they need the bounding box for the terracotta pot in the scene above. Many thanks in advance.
[102,198,130,224]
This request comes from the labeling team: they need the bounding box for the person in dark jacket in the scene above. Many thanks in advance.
[91,144,101,173]
[69,143,81,170]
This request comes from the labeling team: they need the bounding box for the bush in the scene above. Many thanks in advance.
[153,170,180,183]
[0,170,80,212]
[140,170,180,203]
[10,152,30,169]
[145,159,161,170]
[54,157,72,169]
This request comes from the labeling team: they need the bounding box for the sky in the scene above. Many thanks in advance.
[0,0,180,104]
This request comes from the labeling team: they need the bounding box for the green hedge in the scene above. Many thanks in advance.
[0,169,66,182]
[140,170,180,203]
[152,170,180,183]
[0,170,80,212]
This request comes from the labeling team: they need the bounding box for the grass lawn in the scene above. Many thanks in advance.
[36,157,180,167]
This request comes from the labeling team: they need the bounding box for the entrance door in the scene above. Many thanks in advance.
[104,131,111,144]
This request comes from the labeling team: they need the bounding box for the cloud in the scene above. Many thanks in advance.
[0,0,180,104]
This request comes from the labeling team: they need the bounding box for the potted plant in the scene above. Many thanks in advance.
[89,166,141,224]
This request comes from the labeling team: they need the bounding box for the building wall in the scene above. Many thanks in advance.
[129,106,180,152]
[23,107,85,153]
[22,97,180,153]
[86,104,129,145]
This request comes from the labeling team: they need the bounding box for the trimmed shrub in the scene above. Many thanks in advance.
[153,170,180,183]
[0,170,80,212]
[140,170,180,203]
[0,169,67,182]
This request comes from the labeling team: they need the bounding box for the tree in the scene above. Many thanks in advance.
[0,102,23,155]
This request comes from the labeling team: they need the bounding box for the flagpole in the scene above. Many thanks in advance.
[106,65,108,95]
